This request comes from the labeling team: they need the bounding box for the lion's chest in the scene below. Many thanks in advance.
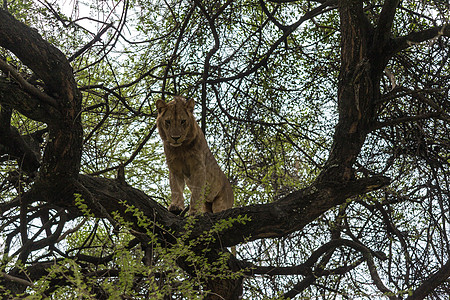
[165,147,206,180]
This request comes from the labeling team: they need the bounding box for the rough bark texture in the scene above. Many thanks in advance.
[0,9,82,177]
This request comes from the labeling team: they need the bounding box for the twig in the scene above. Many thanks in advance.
[68,23,114,62]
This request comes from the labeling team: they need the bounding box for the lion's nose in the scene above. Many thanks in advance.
[172,136,181,142]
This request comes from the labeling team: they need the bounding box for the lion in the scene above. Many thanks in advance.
[155,96,234,215]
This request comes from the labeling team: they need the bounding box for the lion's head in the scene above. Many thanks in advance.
[155,96,198,147]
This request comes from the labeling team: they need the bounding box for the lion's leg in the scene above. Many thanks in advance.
[168,170,185,214]
[211,183,234,213]
[212,195,228,213]
[188,184,207,215]
[186,166,207,215]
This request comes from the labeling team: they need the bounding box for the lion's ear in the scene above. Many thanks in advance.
[186,98,195,112]
[155,99,167,114]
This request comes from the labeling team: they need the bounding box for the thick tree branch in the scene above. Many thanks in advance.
[73,175,390,249]
[282,275,316,299]
[0,101,43,173]
[393,24,450,54]
[373,0,400,47]
[0,9,83,181]
[373,112,441,131]
[0,9,78,102]
[0,272,34,287]
[0,59,58,107]
[245,239,367,276]
[0,78,61,122]
[0,125,41,173]
[319,0,375,181]
[406,258,450,300]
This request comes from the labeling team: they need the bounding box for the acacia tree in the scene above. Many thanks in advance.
[0,0,449,299]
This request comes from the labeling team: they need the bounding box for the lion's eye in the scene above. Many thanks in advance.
[181,120,186,125]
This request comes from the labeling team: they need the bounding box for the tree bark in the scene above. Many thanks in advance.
[0,9,82,170]
[75,174,389,248]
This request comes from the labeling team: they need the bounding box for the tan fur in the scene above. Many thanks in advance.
[156,96,234,215]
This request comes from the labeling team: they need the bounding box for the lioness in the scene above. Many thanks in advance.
[156,96,234,215]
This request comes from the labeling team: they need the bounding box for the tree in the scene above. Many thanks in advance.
[0,0,449,298]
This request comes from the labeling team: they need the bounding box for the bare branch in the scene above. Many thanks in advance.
[68,23,114,62]
[373,113,441,131]
[207,0,338,84]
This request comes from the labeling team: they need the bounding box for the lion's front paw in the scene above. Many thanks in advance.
[188,208,202,216]
[168,204,184,215]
